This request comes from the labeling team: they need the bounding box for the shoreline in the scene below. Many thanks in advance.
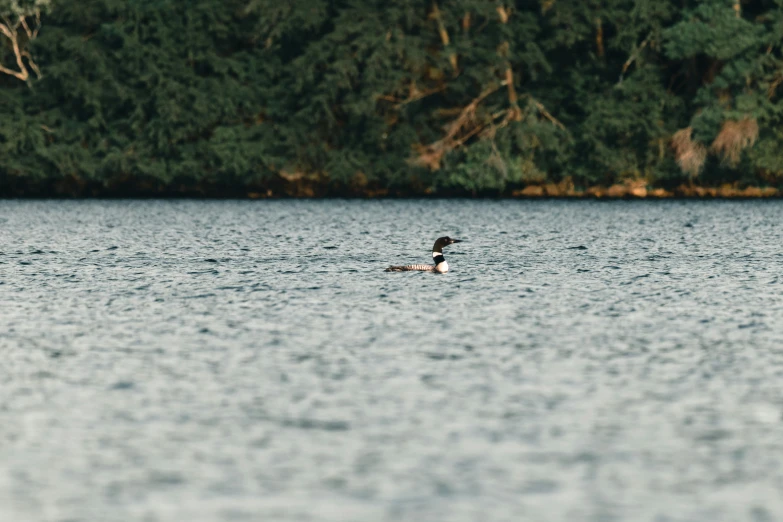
[1,182,782,200]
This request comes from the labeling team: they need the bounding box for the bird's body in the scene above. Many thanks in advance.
[385,264,440,273]
[385,236,462,273]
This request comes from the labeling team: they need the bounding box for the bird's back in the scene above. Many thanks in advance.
[384,264,436,272]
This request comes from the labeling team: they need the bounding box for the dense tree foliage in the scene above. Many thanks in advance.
[2,0,783,196]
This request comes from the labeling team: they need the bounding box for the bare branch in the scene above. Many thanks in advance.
[596,18,604,57]
[768,75,783,99]
[504,67,520,119]
[496,4,520,118]
[20,15,33,38]
[6,23,28,80]
[22,50,41,78]
[431,2,457,72]
[496,6,509,24]
[409,0,566,171]
[617,32,653,85]
[409,82,507,169]
[0,19,15,39]
[530,99,566,130]
[0,15,15,32]
[377,81,447,109]
[0,62,26,81]
[0,7,46,82]
[33,10,40,38]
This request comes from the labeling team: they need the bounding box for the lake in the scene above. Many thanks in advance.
[2,199,783,521]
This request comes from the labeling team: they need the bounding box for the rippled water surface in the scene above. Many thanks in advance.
[2,200,783,522]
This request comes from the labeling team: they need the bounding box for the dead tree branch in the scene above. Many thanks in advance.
[409,3,565,170]
[410,82,567,171]
[617,32,653,85]
[431,2,458,72]
[0,4,45,82]
[410,82,507,170]
[377,81,447,109]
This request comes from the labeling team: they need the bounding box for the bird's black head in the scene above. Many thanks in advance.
[433,236,463,252]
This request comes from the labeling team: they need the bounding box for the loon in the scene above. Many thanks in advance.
[385,236,463,273]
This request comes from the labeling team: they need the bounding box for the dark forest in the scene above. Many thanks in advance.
[2,0,783,197]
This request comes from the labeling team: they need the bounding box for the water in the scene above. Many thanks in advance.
[2,199,783,522]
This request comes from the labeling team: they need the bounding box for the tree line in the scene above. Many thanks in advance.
[2,0,783,197]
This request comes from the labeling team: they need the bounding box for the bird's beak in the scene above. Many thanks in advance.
[451,239,463,244]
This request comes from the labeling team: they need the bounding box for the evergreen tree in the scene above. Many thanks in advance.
[2,0,783,196]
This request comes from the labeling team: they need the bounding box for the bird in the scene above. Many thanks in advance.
[385,236,463,273]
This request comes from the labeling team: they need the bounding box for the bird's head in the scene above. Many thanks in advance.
[433,236,463,252]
